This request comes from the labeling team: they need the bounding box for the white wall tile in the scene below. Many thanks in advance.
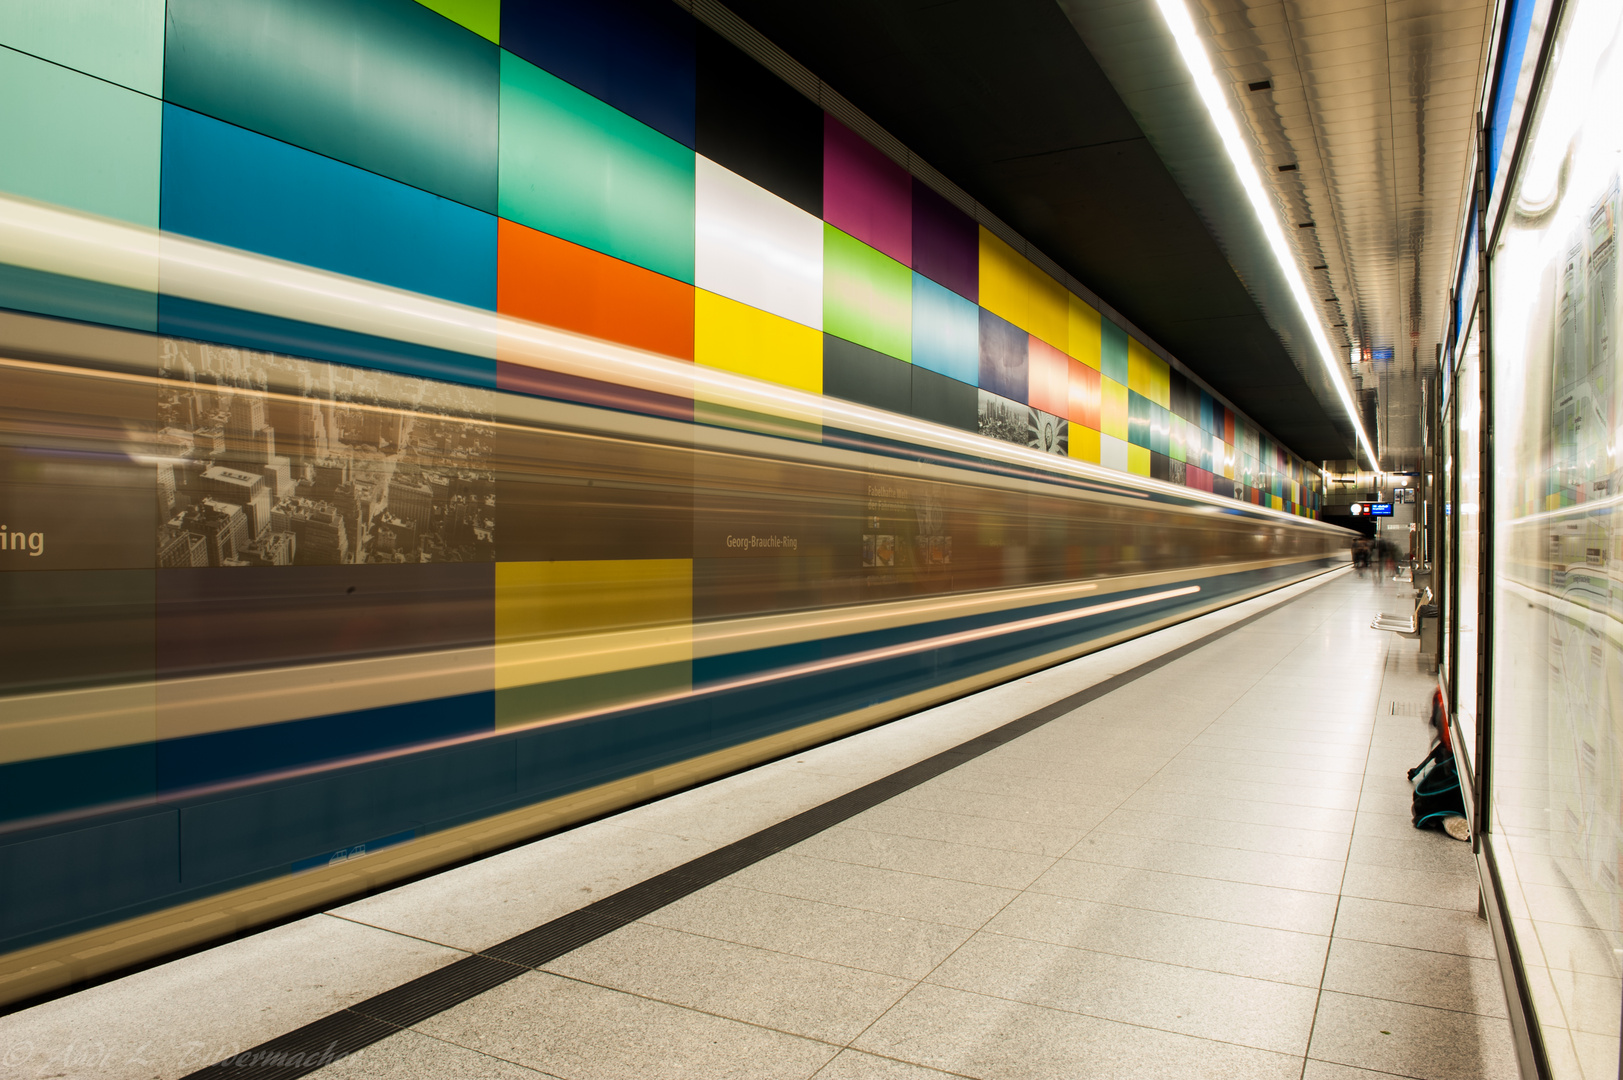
[695,155,823,331]
[1100,433,1130,474]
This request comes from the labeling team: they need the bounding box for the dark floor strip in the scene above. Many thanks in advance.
[182,571,1333,1079]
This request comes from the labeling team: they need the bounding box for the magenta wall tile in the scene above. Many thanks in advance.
[911,178,977,302]
[823,115,911,264]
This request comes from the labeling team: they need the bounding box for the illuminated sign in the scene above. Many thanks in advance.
[1350,503,1363,515]
[1369,503,1393,517]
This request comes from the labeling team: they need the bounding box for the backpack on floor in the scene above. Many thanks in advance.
[1408,742,1466,830]
[1409,688,1467,833]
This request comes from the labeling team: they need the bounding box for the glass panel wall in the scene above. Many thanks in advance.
[1457,321,1483,770]
[1442,386,1455,701]
[1488,0,1623,1070]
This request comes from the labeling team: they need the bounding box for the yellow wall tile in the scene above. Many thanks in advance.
[1127,336,1166,403]
[1067,295,1101,370]
[695,289,822,394]
[978,227,1067,350]
[1148,355,1170,408]
[1068,424,1101,464]
[495,559,692,689]
[1100,377,1128,440]
[1128,445,1151,477]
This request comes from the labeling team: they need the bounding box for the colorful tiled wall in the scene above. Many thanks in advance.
[0,0,1321,516]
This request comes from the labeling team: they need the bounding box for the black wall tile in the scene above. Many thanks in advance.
[911,365,977,432]
[823,334,912,415]
[696,25,822,215]
[911,178,978,302]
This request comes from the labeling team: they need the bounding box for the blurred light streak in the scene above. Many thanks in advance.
[0,193,1339,527]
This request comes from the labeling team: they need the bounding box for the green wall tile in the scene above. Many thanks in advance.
[824,225,910,362]
[1101,317,1128,386]
[0,48,159,225]
[416,0,499,42]
[0,0,164,96]
[164,0,498,213]
[499,51,694,284]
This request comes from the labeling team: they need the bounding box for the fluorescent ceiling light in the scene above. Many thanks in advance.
[1153,0,1380,468]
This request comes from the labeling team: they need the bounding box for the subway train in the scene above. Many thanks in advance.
[0,196,1351,1005]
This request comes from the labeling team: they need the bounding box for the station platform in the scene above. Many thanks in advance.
[0,569,1517,1080]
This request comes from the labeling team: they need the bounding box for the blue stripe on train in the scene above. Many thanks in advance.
[0,742,156,823]
[156,690,496,792]
[0,558,1334,953]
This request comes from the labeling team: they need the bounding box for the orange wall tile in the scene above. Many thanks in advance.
[1067,359,1100,430]
[1027,335,1069,417]
[498,218,694,361]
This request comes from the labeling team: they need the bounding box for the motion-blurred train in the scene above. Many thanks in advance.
[0,196,1350,1005]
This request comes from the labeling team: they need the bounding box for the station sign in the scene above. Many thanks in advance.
[1349,502,1393,517]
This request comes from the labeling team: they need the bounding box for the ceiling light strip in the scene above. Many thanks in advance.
[1153,0,1380,467]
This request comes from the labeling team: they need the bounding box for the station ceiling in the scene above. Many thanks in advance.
[725,0,1493,470]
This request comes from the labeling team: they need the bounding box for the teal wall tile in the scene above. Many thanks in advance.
[1150,402,1169,458]
[0,48,159,225]
[0,0,164,96]
[498,51,694,284]
[1101,316,1129,386]
[164,0,498,213]
[1127,389,1151,449]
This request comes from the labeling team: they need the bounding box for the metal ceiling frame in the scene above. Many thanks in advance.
[1061,0,1494,472]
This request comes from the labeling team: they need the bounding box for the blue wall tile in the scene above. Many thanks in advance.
[160,105,497,310]
[978,307,1027,403]
[912,272,978,385]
